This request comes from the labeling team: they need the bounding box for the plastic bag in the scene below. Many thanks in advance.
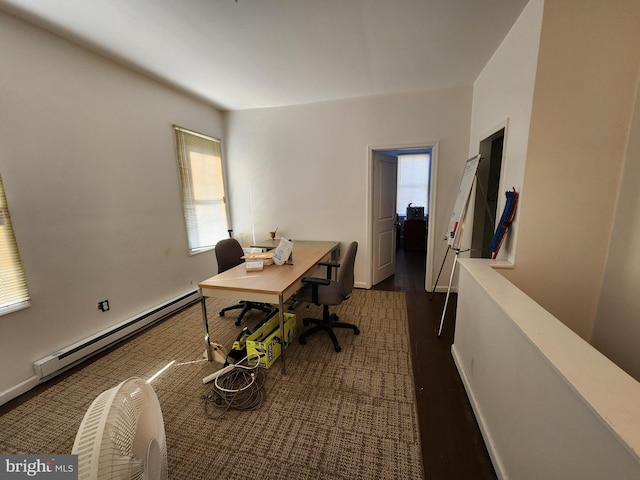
[272,238,293,265]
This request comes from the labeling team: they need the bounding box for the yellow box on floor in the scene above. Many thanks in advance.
[246,312,296,368]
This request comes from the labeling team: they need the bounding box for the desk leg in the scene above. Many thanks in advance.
[200,289,212,361]
[279,295,286,375]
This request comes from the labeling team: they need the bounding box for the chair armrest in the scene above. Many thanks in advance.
[319,261,340,279]
[302,276,330,305]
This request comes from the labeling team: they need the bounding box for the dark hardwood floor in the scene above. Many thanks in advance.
[372,246,497,480]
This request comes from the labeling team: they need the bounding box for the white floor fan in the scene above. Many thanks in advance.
[72,377,168,480]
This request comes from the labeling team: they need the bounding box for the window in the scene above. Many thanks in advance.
[174,126,229,254]
[0,174,30,314]
[396,153,431,216]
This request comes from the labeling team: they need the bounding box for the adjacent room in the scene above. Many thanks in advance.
[1,1,640,479]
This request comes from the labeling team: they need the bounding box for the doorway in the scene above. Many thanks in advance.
[370,145,435,289]
[471,128,505,258]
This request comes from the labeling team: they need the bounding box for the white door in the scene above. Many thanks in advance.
[372,151,398,285]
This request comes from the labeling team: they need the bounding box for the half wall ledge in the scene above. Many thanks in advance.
[452,258,640,480]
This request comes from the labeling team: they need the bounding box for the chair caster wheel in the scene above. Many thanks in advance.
[299,337,307,345]
[334,345,342,353]
[303,319,310,327]
[234,319,241,326]
[354,328,360,335]
[219,311,225,317]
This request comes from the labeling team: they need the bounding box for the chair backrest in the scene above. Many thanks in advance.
[214,238,245,273]
[337,241,358,298]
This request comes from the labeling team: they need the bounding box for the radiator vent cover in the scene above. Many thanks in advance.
[33,290,199,380]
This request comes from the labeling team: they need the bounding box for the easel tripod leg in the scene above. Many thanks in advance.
[437,252,457,337]
[431,246,450,300]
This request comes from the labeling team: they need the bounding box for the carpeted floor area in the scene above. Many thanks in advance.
[0,289,423,479]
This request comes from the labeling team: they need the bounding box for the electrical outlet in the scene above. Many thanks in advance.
[98,300,110,312]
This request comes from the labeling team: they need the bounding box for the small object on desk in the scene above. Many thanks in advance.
[242,251,274,265]
[245,261,264,271]
[272,238,294,265]
[270,227,278,240]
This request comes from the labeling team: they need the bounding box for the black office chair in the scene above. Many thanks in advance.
[214,238,273,326]
[297,241,360,352]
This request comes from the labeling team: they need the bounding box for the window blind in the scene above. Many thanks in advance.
[396,153,430,216]
[0,174,30,314]
[174,126,229,254]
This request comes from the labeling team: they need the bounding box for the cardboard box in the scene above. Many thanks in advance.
[246,313,296,368]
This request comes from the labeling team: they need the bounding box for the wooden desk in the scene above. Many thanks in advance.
[251,239,340,262]
[198,246,333,374]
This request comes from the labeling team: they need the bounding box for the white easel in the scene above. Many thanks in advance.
[431,154,481,337]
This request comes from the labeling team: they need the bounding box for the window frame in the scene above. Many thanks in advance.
[0,174,30,315]
[173,125,230,255]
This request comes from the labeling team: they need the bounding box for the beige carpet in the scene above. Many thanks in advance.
[0,289,423,479]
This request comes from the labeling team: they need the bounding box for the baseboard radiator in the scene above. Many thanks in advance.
[33,290,200,380]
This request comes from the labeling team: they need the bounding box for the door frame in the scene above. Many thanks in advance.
[466,118,510,258]
[366,141,439,290]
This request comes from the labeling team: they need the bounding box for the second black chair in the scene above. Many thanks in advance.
[296,241,360,352]
[214,238,273,326]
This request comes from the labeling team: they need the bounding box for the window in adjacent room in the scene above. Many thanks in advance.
[0,174,30,315]
[174,125,229,255]
[396,152,431,216]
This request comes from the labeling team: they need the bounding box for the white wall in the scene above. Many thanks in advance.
[500,0,640,340]
[0,11,222,401]
[454,3,640,476]
[592,72,640,380]
[224,88,473,288]
[468,0,543,263]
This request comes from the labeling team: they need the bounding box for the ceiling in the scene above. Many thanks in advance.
[0,0,529,111]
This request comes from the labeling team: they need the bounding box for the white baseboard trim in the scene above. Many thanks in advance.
[451,344,506,480]
[0,376,39,407]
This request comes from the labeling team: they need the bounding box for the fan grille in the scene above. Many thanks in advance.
[72,378,168,480]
